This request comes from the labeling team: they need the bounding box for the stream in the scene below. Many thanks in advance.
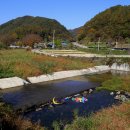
[1,71,129,129]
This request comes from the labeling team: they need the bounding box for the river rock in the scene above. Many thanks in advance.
[125,92,130,97]
[82,91,88,97]
[49,104,54,108]
[89,89,93,93]
[114,95,120,100]
[35,107,42,112]
[110,92,114,95]
[116,91,121,95]
[120,95,128,102]
[114,95,128,102]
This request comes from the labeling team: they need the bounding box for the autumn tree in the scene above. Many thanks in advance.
[22,34,43,47]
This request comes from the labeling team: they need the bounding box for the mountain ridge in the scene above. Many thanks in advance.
[0,15,72,42]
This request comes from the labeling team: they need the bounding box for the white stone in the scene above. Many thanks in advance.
[116,91,121,95]
[0,77,29,89]
[110,92,114,95]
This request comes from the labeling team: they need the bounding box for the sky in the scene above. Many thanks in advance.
[0,0,130,29]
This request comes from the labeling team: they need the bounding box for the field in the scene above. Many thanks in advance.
[78,47,129,55]
[0,49,98,79]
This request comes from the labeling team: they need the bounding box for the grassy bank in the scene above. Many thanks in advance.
[88,73,130,92]
[0,103,44,130]
[0,49,98,79]
[65,102,130,130]
[98,75,130,92]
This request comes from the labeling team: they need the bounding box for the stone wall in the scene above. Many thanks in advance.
[0,77,29,89]
[111,63,130,71]
[27,66,110,83]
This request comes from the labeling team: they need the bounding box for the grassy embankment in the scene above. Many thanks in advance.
[0,103,44,130]
[0,49,98,79]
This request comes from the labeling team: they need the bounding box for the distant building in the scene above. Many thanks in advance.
[113,44,130,50]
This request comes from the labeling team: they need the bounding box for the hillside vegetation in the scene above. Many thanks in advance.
[0,16,72,47]
[77,5,130,44]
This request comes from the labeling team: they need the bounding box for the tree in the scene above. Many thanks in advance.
[0,33,17,46]
[55,39,62,48]
[22,34,43,47]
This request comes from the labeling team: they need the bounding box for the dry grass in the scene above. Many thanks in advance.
[0,104,44,130]
[65,103,130,130]
[94,103,130,130]
[0,49,97,78]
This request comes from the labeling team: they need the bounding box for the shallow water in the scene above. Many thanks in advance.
[25,90,119,129]
[1,75,100,110]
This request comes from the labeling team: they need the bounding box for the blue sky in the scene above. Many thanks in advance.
[0,0,130,29]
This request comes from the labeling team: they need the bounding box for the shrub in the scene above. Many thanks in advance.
[0,42,7,49]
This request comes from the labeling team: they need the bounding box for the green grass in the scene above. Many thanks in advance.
[88,72,130,92]
[78,48,128,55]
[97,75,130,92]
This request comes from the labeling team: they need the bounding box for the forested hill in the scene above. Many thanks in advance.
[0,16,72,42]
[77,5,130,43]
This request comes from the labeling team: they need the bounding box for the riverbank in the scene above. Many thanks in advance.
[0,103,44,130]
[0,49,130,89]
[0,62,130,89]
[89,72,130,93]
[64,102,130,130]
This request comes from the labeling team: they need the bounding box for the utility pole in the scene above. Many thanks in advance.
[98,37,100,51]
[115,39,118,48]
[52,30,55,49]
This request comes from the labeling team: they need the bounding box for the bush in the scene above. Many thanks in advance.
[0,63,15,78]
[38,61,56,74]
[0,42,7,49]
